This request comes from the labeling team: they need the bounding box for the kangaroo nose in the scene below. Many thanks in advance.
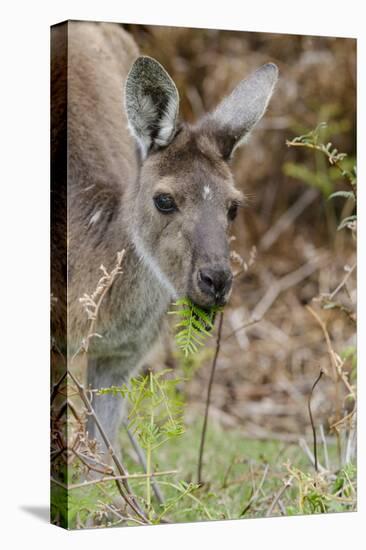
[197,267,233,303]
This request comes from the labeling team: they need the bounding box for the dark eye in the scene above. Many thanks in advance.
[153,194,177,214]
[228,203,238,221]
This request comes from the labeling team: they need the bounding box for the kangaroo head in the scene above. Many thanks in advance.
[125,56,278,308]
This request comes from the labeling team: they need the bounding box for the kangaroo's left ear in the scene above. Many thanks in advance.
[125,56,180,159]
[200,63,279,160]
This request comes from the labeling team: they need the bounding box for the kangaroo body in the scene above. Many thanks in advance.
[67,22,166,357]
[51,21,278,452]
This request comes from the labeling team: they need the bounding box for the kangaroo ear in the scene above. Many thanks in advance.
[125,56,180,159]
[202,63,278,160]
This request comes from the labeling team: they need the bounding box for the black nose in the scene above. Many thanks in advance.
[197,267,233,303]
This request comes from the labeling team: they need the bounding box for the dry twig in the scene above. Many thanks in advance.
[68,369,149,523]
[306,305,355,399]
[52,249,150,525]
[266,476,293,517]
[307,369,323,472]
[197,311,224,485]
[329,262,356,300]
[240,464,270,516]
[52,469,178,491]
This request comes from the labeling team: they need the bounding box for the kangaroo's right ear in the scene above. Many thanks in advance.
[125,56,180,159]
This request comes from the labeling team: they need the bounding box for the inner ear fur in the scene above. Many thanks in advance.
[125,56,180,159]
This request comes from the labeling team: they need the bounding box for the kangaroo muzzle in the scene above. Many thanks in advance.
[197,265,233,306]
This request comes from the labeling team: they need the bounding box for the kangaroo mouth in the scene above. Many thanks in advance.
[188,292,228,311]
[187,297,222,331]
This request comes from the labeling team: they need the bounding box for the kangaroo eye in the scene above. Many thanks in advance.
[228,203,238,221]
[154,194,178,213]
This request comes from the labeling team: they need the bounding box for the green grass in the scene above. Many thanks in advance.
[124,419,355,522]
[52,418,356,528]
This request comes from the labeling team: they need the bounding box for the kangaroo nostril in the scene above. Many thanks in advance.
[197,267,232,301]
[198,270,215,291]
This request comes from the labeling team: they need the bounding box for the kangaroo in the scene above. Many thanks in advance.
[51,21,278,455]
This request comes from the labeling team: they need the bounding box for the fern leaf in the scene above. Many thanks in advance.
[175,319,192,328]
[169,297,220,356]
[172,298,192,307]
[191,316,212,336]
[191,304,214,325]
[168,308,192,317]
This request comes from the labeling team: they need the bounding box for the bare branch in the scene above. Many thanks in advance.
[306,305,355,399]
[307,369,323,472]
[72,249,125,361]
[240,464,270,516]
[223,317,261,342]
[197,311,224,485]
[266,476,293,517]
[329,263,356,300]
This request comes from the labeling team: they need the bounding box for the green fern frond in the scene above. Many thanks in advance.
[168,297,221,357]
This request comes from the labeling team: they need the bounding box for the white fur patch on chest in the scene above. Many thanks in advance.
[132,232,178,299]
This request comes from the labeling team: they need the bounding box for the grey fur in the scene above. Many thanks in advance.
[51,21,278,457]
[199,63,278,158]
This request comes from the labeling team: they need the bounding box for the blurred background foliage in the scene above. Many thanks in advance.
[121,24,357,442]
